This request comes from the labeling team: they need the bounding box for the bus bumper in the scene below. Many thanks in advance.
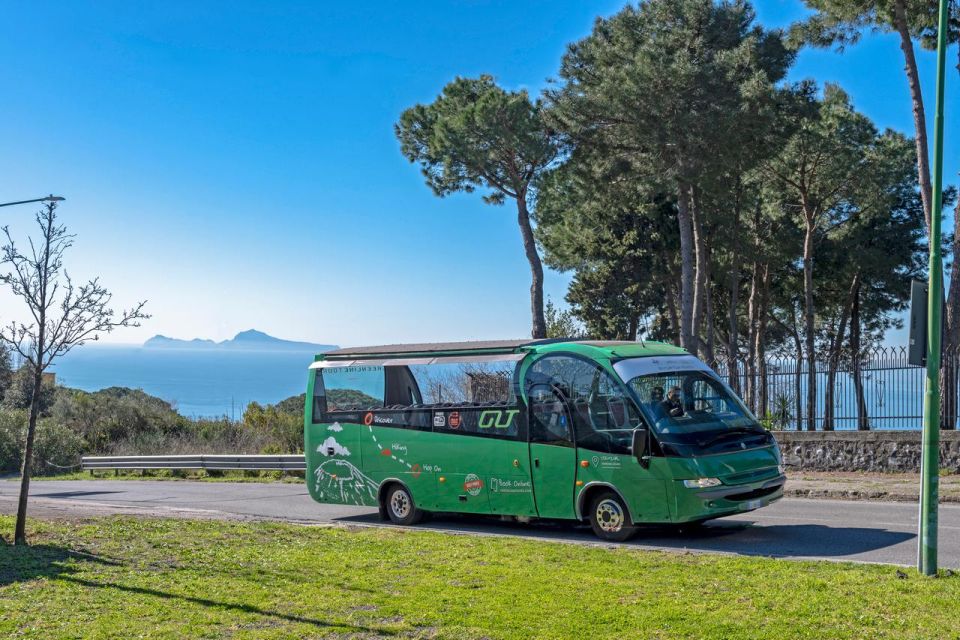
[672,474,786,523]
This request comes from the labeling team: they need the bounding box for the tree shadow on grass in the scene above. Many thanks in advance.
[0,539,122,587]
[0,539,395,635]
[57,575,396,635]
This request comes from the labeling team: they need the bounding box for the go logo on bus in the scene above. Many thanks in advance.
[478,409,519,429]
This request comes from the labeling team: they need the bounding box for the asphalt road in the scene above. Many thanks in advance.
[2,479,956,568]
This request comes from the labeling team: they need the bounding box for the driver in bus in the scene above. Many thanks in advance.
[662,386,684,418]
[647,386,666,421]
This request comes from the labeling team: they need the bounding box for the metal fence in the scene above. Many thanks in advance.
[714,346,960,431]
[81,454,305,472]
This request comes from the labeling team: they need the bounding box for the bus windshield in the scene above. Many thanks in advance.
[624,369,757,434]
[612,357,769,455]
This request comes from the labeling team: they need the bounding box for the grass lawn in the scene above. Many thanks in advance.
[1,516,959,639]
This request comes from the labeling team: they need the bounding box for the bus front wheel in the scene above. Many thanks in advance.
[589,491,636,542]
[385,484,424,526]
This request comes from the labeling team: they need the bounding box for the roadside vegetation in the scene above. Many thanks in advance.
[1,515,958,639]
[0,348,305,477]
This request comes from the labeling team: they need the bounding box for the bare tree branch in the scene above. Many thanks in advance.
[0,201,149,544]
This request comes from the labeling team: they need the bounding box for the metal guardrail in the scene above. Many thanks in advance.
[81,454,306,472]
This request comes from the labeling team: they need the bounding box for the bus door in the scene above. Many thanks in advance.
[481,407,538,517]
[573,362,670,522]
[527,382,578,519]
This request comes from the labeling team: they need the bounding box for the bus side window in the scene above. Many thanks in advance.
[526,354,641,455]
[311,371,326,423]
[323,365,385,412]
[528,383,574,447]
[526,356,593,446]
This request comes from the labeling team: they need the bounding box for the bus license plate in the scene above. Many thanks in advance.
[742,499,764,510]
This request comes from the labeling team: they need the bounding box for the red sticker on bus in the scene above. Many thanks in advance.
[463,474,484,496]
[363,412,374,426]
[411,464,422,479]
[449,411,461,429]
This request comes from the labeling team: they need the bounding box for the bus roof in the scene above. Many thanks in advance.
[316,339,688,361]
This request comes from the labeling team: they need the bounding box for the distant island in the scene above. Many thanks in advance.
[144,329,337,353]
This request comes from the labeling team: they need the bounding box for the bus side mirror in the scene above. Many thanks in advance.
[632,428,648,464]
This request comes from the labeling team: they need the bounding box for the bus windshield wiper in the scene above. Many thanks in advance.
[699,427,764,448]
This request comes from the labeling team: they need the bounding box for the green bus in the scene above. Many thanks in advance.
[304,339,784,541]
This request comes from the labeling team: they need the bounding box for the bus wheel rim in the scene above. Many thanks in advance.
[596,499,624,532]
[391,490,411,519]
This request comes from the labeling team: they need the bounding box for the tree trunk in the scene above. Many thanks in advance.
[823,335,837,432]
[892,0,933,229]
[754,264,772,418]
[666,281,681,345]
[726,196,742,394]
[14,208,53,546]
[802,219,817,431]
[793,318,803,431]
[14,366,42,545]
[745,259,761,411]
[758,347,769,420]
[704,256,716,366]
[691,187,709,359]
[850,279,869,430]
[727,263,741,393]
[823,273,859,431]
[516,197,545,339]
[944,42,960,431]
[703,244,717,367]
[677,184,696,352]
[942,204,960,430]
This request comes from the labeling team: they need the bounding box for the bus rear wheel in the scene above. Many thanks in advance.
[385,484,423,526]
[589,491,636,542]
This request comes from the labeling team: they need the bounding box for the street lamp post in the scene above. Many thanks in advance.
[0,195,65,208]
[918,0,950,577]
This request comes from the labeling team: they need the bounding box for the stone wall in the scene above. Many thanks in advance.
[773,430,960,473]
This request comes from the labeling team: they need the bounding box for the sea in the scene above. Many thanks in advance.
[49,345,319,419]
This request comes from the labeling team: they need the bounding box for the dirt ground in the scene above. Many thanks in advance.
[784,471,960,502]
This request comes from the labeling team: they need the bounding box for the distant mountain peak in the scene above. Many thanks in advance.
[144,330,336,353]
[233,329,272,341]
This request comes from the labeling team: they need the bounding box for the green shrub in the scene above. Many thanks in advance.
[3,387,310,473]
[0,409,26,473]
[242,402,303,453]
[32,418,85,474]
[2,366,55,413]
[0,410,85,475]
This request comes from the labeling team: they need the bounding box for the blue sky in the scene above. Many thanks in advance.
[0,1,956,348]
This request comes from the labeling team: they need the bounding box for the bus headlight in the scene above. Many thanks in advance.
[683,478,722,489]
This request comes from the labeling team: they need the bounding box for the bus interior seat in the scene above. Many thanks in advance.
[383,365,423,407]
[607,398,627,427]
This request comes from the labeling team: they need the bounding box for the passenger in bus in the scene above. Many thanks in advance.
[544,402,571,441]
[662,386,684,418]
[526,373,573,442]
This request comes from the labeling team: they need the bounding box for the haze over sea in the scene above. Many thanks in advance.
[50,344,324,419]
